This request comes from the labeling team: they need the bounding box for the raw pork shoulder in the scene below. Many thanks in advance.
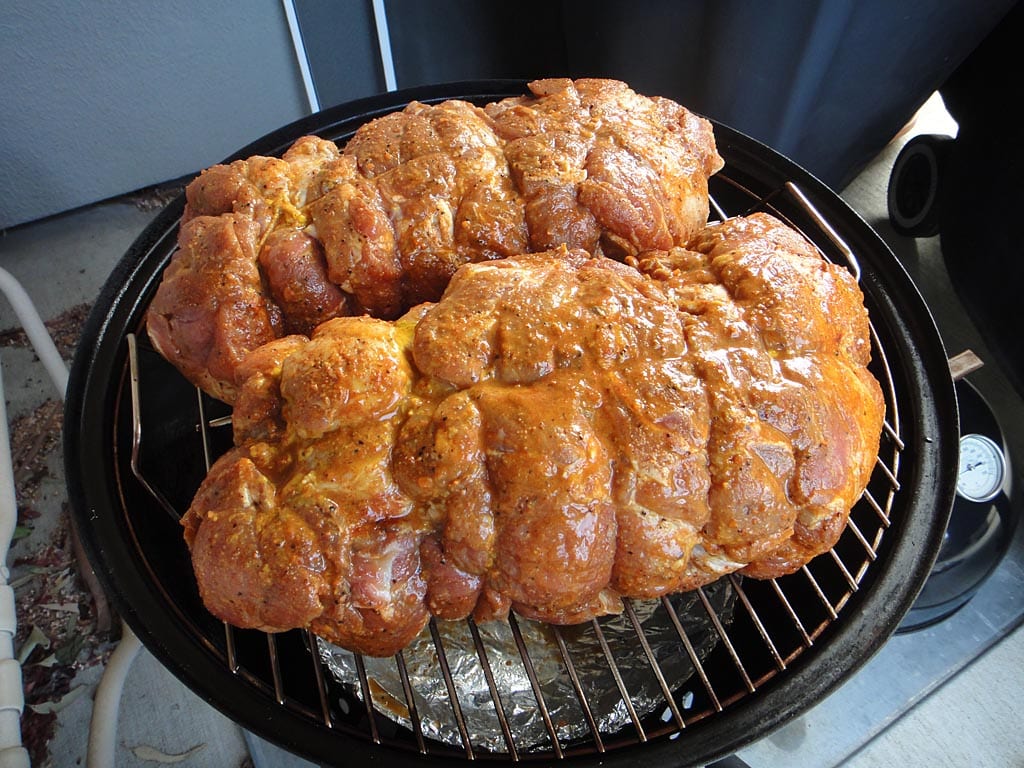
[146,79,723,402]
[181,214,884,657]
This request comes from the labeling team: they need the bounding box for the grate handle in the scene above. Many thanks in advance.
[785,182,862,282]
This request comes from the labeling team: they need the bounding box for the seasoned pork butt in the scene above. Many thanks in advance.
[182,215,884,656]
[146,78,722,402]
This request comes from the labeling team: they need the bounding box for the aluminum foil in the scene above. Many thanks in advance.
[317,580,737,754]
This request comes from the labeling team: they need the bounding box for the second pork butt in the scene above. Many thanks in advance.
[146,78,724,403]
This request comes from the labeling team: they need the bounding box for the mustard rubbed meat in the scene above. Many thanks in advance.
[146,79,723,402]
[181,215,884,657]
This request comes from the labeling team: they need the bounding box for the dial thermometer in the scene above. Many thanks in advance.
[956,433,1006,503]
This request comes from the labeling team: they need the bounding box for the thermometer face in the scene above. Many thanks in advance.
[956,433,1006,503]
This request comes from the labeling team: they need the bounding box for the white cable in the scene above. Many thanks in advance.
[281,0,321,113]
[371,0,398,91]
[2,266,144,767]
[0,268,68,400]
[86,625,142,768]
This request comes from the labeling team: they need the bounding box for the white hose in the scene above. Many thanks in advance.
[2,265,143,767]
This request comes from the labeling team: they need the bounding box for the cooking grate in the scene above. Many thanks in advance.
[67,82,956,768]
[121,179,902,762]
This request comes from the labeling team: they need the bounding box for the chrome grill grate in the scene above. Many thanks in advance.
[119,174,905,763]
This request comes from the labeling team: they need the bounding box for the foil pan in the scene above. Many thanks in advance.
[318,581,737,753]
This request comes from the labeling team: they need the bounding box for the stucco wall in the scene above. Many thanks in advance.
[0,1,309,229]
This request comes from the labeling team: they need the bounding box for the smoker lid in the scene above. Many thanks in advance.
[63,81,958,767]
